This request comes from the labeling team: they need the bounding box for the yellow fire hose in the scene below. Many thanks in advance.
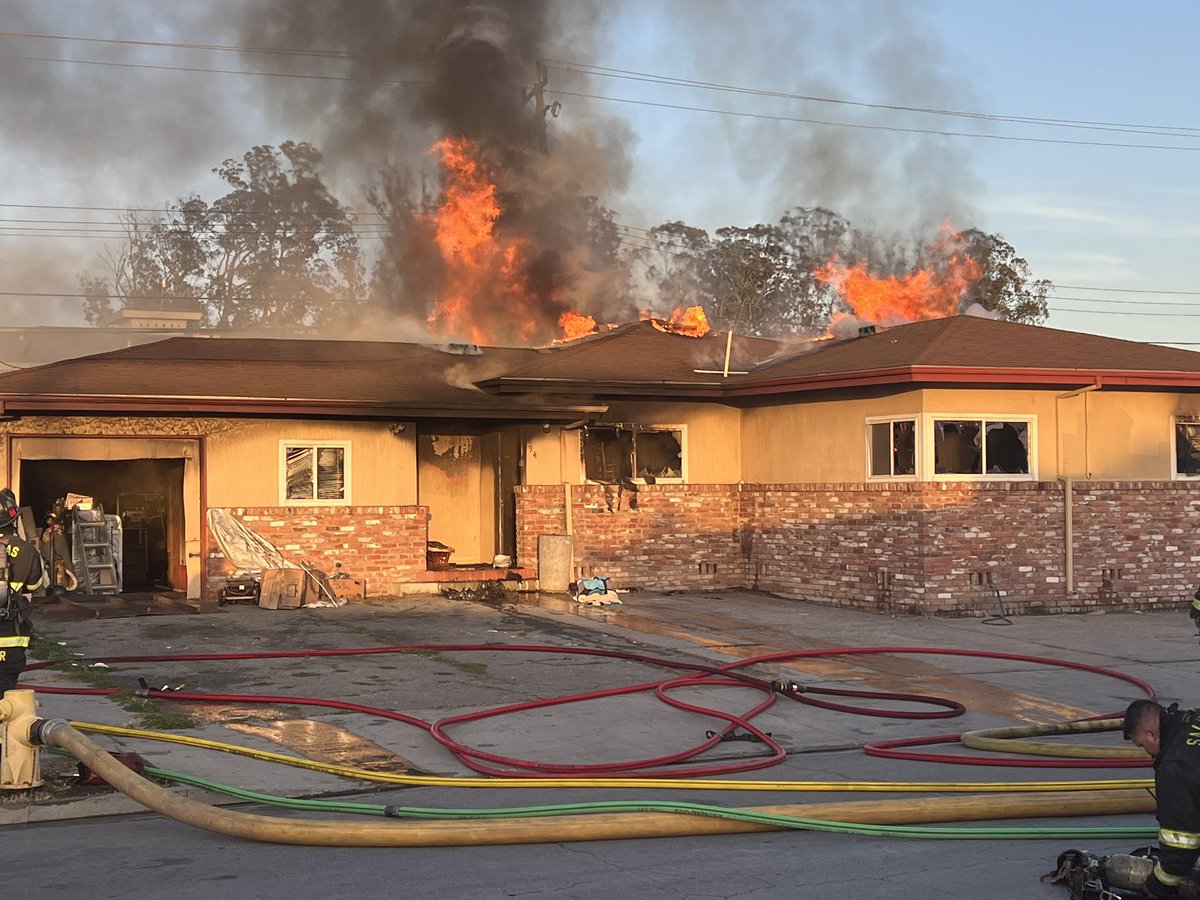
[72,719,1154,793]
[39,719,1157,847]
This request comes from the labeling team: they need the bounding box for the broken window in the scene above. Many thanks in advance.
[282,442,349,503]
[868,419,916,478]
[582,426,683,483]
[1174,417,1200,478]
[933,418,1029,476]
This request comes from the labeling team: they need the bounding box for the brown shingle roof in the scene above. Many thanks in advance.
[743,315,1200,382]
[480,322,783,395]
[0,336,600,419]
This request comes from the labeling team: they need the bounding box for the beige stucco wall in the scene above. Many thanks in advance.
[741,395,896,483]
[522,401,741,486]
[205,420,417,507]
[742,387,1200,484]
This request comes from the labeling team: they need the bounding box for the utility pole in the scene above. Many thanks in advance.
[523,61,556,155]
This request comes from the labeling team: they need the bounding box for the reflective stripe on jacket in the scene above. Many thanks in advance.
[0,634,30,648]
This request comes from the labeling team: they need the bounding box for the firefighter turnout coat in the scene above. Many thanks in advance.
[1150,704,1200,891]
[0,533,40,690]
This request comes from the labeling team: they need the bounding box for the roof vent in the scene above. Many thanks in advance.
[858,325,877,337]
[440,342,483,355]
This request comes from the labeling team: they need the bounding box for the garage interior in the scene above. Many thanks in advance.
[20,458,186,592]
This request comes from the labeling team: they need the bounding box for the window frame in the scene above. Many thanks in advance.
[581,424,688,485]
[926,414,1036,482]
[279,440,352,505]
[864,414,1037,481]
[865,416,919,481]
[1172,415,1200,480]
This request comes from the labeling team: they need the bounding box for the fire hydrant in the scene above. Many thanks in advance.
[0,689,42,789]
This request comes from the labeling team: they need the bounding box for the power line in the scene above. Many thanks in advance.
[8,31,1195,139]
[4,43,1197,151]
[545,60,1200,138]
[2,52,430,86]
[0,30,427,64]
[549,87,1200,152]
[1052,284,1200,297]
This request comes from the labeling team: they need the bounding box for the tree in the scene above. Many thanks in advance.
[637,221,713,314]
[706,224,822,333]
[206,142,363,328]
[960,229,1051,324]
[80,142,363,328]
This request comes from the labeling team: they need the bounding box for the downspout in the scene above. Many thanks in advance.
[1056,383,1101,596]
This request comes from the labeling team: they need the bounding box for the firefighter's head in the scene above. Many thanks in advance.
[1123,699,1163,758]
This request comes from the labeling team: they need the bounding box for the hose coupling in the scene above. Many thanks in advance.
[29,717,71,746]
[770,680,807,695]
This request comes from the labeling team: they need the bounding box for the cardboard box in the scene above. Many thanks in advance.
[259,568,306,610]
[329,578,366,601]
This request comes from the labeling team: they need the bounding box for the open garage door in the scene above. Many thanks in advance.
[12,437,201,597]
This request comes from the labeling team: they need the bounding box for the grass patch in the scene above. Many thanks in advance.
[29,629,195,730]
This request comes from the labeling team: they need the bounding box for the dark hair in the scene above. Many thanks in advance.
[1123,699,1162,741]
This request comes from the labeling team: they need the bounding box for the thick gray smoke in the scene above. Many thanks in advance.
[0,0,984,336]
[237,0,635,344]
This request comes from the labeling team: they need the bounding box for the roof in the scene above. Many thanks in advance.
[486,315,1200,399]
[2,315,1199,418]
[730,315,1200,396]
[0,336,603,420]
[478,322,784,397]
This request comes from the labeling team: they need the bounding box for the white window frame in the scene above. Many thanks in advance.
[925,413,1037,482]
[279,440,352,505]
[1172,416,1200,480]
[581,424,688,484]
[865,416,919,481]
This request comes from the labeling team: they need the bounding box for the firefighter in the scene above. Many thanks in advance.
[0,492,40,695]
[1124,699,1200,897]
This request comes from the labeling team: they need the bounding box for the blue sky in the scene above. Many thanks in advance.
[0,0,1196,344]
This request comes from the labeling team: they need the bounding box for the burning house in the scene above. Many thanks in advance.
[3,312,1200,617]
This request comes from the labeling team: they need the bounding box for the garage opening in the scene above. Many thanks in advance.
[20,458,186,592]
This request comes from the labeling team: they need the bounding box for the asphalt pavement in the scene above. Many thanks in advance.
[2,587,1196,898]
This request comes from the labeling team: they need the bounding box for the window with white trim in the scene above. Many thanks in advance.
[933,418,1030,476]
[867,418,917,478]
[582,425,685,483]
[281,441,350,504]
[1174,417,1200,478]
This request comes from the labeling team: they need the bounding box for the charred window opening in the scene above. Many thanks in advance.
[283,442,349,503]
[933,419,1029,476]
[582,426,683,483]
[1174,417,1200,478]
[868,419,916,478]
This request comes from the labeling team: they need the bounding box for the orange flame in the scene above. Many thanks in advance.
[558,310,598,342]
[649,305,711,338]
[427,137,547,345]
[815,225,981,327]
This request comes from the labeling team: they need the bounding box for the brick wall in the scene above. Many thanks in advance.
[207,505,428,597]
[516,484,747,592]
[516,481,1200,616]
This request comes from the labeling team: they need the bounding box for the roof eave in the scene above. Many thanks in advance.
[725,366,1200,397]
[0,395,608,420]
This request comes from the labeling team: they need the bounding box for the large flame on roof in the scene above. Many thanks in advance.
[558,310,598,341]
[646,305,712,337]
[815,225,981,327]
[428,137,548,345]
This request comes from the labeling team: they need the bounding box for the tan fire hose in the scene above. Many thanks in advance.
[35,718,1157,847]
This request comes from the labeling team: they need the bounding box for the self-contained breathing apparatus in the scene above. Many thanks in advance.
[0,487,37,634]
[1043,848,1200,900]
